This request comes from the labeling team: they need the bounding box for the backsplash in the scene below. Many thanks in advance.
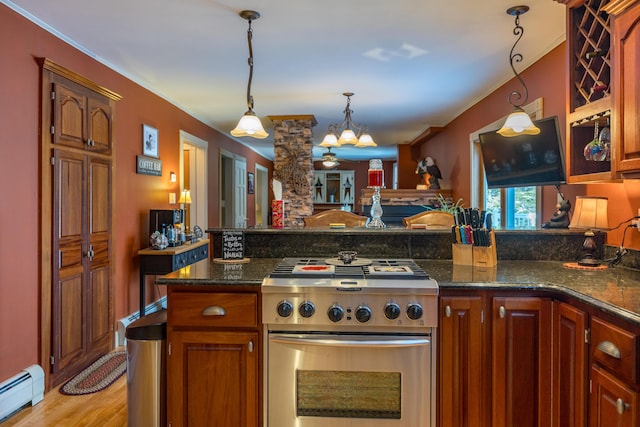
[208,228,604,262]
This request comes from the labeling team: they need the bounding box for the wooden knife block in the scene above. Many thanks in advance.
[452,230,497,267]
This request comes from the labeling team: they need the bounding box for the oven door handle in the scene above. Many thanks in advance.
[269,335,429,348]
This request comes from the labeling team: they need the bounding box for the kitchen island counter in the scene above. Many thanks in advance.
[157,257,640,325]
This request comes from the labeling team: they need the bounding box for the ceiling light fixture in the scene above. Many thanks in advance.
[497,6,540,137]
[320,92,377,148]
[321,149,340,169]
[231,10,268,139]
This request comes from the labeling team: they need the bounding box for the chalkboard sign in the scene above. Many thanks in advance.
[222,231,244,260]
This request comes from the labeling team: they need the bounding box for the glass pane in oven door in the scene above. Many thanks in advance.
[267,333,432,427]
[297,370,401,419]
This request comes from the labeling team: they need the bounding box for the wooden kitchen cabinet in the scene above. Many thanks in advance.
[167,288,260,427]
[313,170,355,206]
[560,0,615,182]
[558,0,640,180]
[491,297,553,427]
[53,76,114,155]
[589,315,639,427]
[553,302,588,427]
[612,1,640,174]
[590,364,638,427]
[438,295,486,427]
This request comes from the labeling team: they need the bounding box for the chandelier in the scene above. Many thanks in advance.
[231,10,268,139]
[320,92,377,148]
[496,5,540,137]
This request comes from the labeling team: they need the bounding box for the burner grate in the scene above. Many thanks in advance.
[268,258,429,280]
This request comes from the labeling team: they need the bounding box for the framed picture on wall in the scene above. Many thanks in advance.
[142,124,159,158]
[247,172,255,194]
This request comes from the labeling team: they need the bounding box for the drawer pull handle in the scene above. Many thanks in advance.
[597,341,621,359]
[499,306,506,319]
[445,305,451,318]
[616,398,630,415]
[202,306,226,316]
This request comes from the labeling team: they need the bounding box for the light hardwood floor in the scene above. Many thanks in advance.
[2,375,127,426]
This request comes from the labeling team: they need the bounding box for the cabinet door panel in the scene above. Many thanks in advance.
[313,171,325,202]
[439,296,484,427]
[492,297,552,427]
[553,302,587,427]
[87,96,113,153]
[589,364,638,427]
[168,330,258,427]
[53,82,87,150]
[614,3,640,172]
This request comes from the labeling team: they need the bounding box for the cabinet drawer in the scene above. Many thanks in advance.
[169,292,257,328]
[172,245,208,270]
[591,316,639,384]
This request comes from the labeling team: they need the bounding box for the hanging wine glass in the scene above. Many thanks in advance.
[583,121,602,161]
[599,124,611,161]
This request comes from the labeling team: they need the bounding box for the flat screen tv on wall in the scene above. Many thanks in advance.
[479,116,566,189]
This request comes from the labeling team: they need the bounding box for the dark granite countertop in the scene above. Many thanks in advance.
[156,258,282,286]
[157,258,640,325]
[417,260,640,325]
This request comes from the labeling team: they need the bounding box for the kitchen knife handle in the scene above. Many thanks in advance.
[485,212,492,230]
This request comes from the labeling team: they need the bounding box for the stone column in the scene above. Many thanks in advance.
[268,115,317,227]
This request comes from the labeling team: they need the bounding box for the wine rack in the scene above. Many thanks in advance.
[570,0,611,111]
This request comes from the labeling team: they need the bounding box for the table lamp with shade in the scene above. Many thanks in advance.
[568,196,609,267]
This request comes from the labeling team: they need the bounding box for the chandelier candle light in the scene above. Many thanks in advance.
[320,93,377,148]
[366,159,385,229]
[496,5,540,137]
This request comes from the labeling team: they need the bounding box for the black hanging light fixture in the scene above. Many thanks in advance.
[320,92,376,148]
[231,10,268,139]
[497,5,540,137]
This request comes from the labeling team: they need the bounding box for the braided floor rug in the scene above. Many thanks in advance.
[59,351,127,395]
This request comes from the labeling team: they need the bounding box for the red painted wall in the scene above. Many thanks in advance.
[406,44,577,210]
[0,4,271,381]
[407,42,640,250]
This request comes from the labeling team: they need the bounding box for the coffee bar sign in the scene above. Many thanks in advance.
[137,124,162,176]
[136,155,162,176]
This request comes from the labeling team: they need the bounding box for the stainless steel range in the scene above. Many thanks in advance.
[262,257,438,427]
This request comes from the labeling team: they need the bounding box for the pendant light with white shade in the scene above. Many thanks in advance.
[496,5,540,137]
[231,10,268,139]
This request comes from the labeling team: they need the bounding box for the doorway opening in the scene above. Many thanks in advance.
[179,131,208,231]
[220,149,247,228]
[255,164,269,227]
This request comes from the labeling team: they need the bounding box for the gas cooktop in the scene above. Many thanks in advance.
[267,258,430,280]
[262,257,438,328]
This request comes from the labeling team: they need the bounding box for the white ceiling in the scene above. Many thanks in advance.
[4,0,566,161]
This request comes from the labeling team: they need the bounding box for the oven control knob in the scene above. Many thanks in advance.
[299,301,316,318]
[355,305,372,323]
[384,302,401,320]
[277,300,293,318]
[327,305,344,322]
[407,303,424,320]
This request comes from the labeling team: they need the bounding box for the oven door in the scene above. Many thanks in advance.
[267,332,432,427]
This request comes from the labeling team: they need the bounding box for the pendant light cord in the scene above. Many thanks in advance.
[507,11,529,108]
[245,19,255,112]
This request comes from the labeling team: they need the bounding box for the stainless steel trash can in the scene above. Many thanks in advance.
[126,309,166,427]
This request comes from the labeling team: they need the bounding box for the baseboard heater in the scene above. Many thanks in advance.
[116,296,167,347]
[0,365,45,422]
